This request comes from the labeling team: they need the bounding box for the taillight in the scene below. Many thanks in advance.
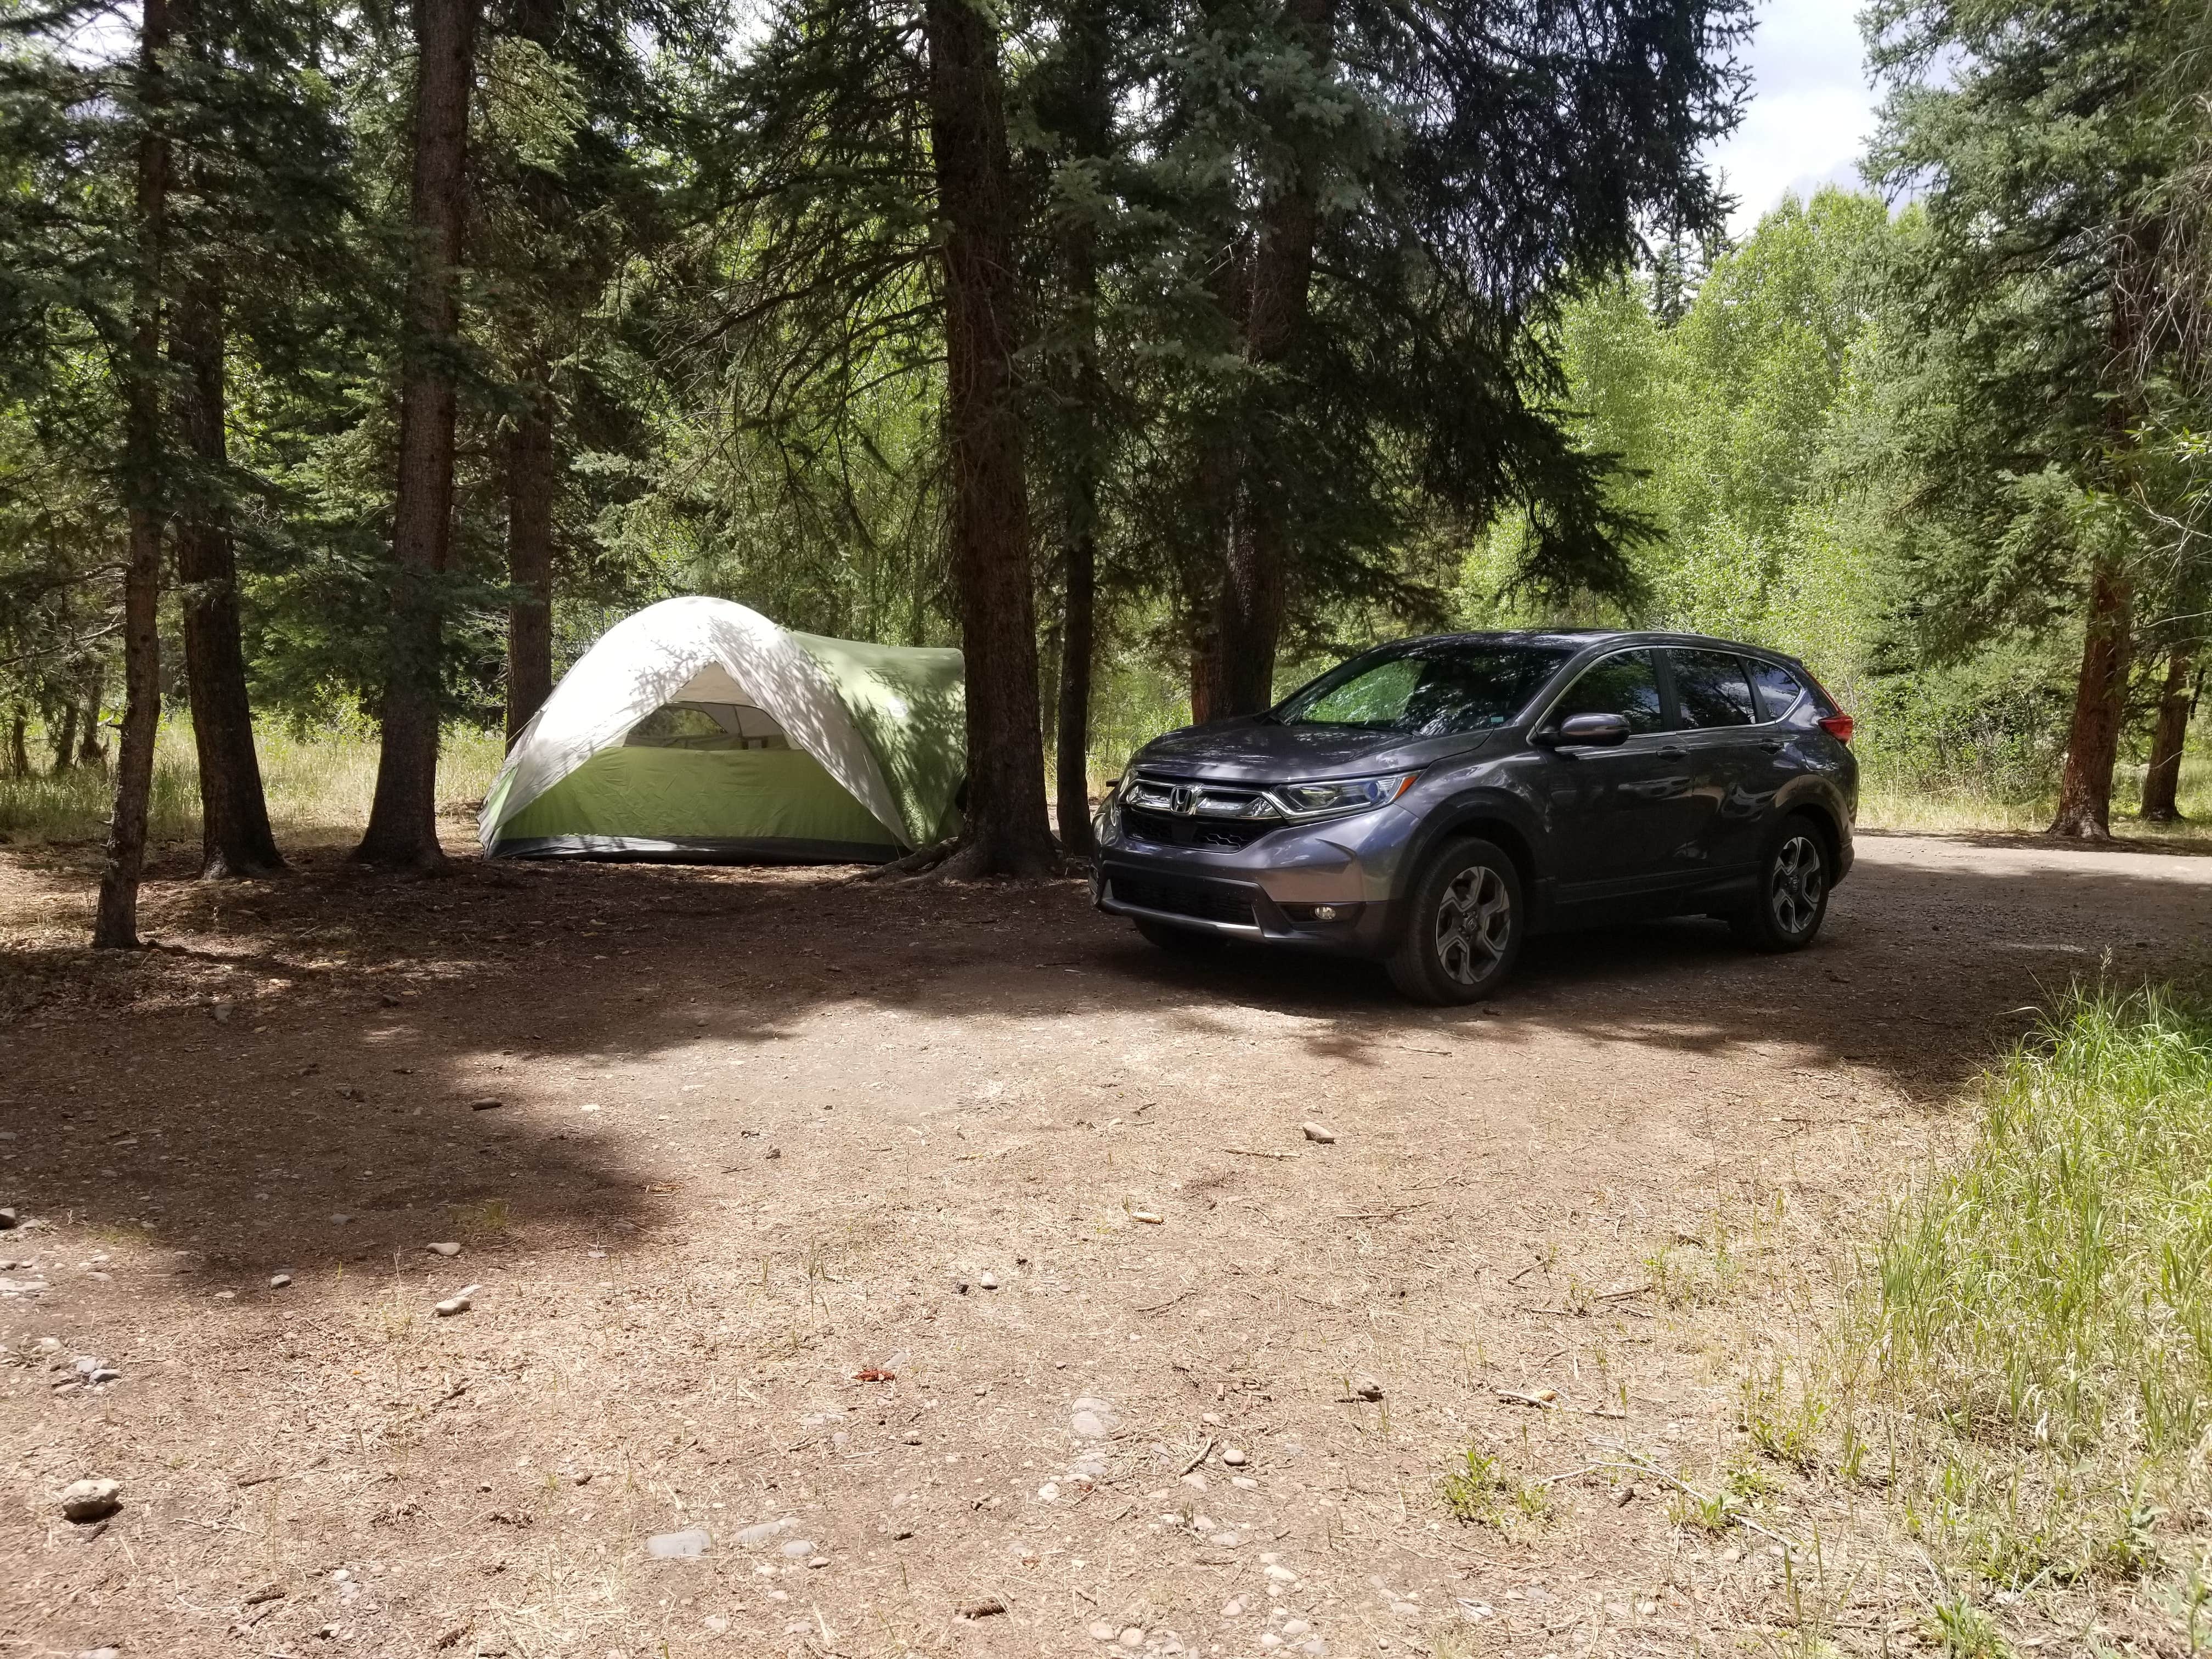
[1818,713,1854,743]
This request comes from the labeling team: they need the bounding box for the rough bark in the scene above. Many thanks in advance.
[50,700,79,774]
[173,260,285,876]
[5,707,27,778]
[356,0,479,871]
[2049,557,2132,839]
[923,0,1056,877]
[94,0,172,949]
[76,667,105,765]
[1202,0,1335,718]
[1057,523,1097,854]
[2139,647,2195,821]
[503,390,556,746]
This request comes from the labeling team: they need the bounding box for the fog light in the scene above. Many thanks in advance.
[1311,905,1340,922]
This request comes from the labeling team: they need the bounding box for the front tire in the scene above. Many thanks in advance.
[1133,916,1228,953]
[1386,838,1523,1005]
[1729,814,1831,952]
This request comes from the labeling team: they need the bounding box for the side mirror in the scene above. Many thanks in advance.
[1538,712,1632,749]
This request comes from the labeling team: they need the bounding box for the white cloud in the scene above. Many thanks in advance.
[1705,0,1883,238]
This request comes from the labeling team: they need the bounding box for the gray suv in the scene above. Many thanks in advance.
[1092,630,1857,1003]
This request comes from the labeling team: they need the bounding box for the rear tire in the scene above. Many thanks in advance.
[1386,838,1523,1005]
[1133,916,1228,953]
[1729,813,1831,952]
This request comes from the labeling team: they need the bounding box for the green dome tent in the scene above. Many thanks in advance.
[479,597,964,864]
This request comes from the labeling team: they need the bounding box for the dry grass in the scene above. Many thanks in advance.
[0,719,506,848]
[1859,751,2212,841]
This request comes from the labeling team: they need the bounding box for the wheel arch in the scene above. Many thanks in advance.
[1777,792,1845,878]
[1401,798,1542,905]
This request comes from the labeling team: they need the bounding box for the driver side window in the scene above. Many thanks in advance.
[1549,650,1664,734]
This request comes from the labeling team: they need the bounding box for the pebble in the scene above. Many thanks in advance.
[764,1146,781,1160]
[780,1539,816,1559]
[1221,1446,1246,1466]
[1071,1411,1108,1439]
[1128,1210,1164,1225]
[328,1212,352,1226]
[1088,1622,1117,1642]
[1300,1121,1336,1143]
[1222,1599,1244,1617]
[735,1520,790,1548]
[59,1478,121,1522]
[1231,1475,1258,1489]
[1037,1482,1059,1500]
[213,1290,235,1301]
[268,1273,292,1289]
[74,1649,121,1659]
[1210,1531,1240,1547]
[978,1272,999,1290]
[647,1528,709,1560]
[703,1615,730,1633]
[433,1285,481,1317]
[806,1555,830,1568]
[426,1242,461,1257]
[469,1097,504,1111]
[1118,1628,1144,1649]
[1265,1564,1299,1583]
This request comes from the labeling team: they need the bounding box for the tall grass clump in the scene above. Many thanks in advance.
[1854,983,2212,1593]
[1875,985,2212,1458]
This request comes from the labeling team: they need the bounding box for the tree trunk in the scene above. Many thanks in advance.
[50,699,80,774]
[923,0,1056,876]
[2139,647,2195,821]
[2049,557,2132,840]
[503,390,556,746]
[1202,0,1334,717]
[77,665,105,765]
[94,0,172,950]
[173,260,285,876]
[1057,523,1097,854]
[356,0,480,871]
[5,707,27,778]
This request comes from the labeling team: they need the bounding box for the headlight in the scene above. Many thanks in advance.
[1124,777,1176,811]
[1272,772,1420,820]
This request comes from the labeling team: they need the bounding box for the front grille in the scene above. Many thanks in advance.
[1122,806,1279,850]
[1110,875,1257,928]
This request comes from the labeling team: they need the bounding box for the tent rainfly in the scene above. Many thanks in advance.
[479,597,964,864]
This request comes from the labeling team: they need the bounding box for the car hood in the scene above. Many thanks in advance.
[1128,719,1500,785]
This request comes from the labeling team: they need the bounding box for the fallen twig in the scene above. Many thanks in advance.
[1178,1436,1215,1475]
[1220,1147,1298,1160]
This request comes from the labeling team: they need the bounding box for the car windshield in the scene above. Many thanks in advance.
[1273,640,1573,735]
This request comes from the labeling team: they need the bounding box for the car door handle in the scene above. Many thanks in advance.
[1758,738,1785,752]
[1656,745,1688,760]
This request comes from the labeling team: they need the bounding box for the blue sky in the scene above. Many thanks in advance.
[1707,0,1884,237]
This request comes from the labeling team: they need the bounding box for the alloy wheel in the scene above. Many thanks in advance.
[1770,835,1825,936]
[1434,864,1511,986]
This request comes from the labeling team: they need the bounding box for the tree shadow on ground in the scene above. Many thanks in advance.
[2,833,2207,1302]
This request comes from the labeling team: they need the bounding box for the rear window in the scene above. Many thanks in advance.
[1276,640,1573,736]
[1671,650,1758,728]
[1747,661,1809,723]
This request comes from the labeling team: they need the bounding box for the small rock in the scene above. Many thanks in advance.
[269,1273,292,1289]
[978,1272,999,1290]
[468,1097,504,1111]
[1037,1482,1059,1500]
[764,1146,781,1160]
[1118,1628,1144,1649]
[1070,1411,1108,1439]
[1348,1379,1383,1402]
[805,1555,830,1568]
[433,1285,480,1317]
[899,1432,922,1445]
[1222,1599,1244,1617]
[1635,1600,1657,1616]
[780,1539,816,1559]
[213,1290,235,1301]
[703,1614,730,1633]
[1128,1210,1164,1225]
[735,1520,790,1548]
[1221,1446,1246,1466]
[73,1648,121,1659]
[1264,1563,1299,1583]
[1300,1121,1336,1143]
[1088,1622,1118,1641]
[60,1477,121,1522]
[1210,1531,1240,1547]
[328,1212,352,1226]
[647,1528,710,1560]
[425,1242,461,1257]
[1231,1475,1257,1489]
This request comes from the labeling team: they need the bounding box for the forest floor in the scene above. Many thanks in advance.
[3,822,2210,1659]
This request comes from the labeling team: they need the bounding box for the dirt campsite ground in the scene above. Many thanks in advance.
[3,824,2211,1659]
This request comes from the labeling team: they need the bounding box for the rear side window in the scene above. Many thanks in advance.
[1747,661,1808,722]
[1671,650,1757,727]
[1550,650,1664,733]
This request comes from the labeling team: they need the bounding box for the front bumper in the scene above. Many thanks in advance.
[1091,802,1419,956]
